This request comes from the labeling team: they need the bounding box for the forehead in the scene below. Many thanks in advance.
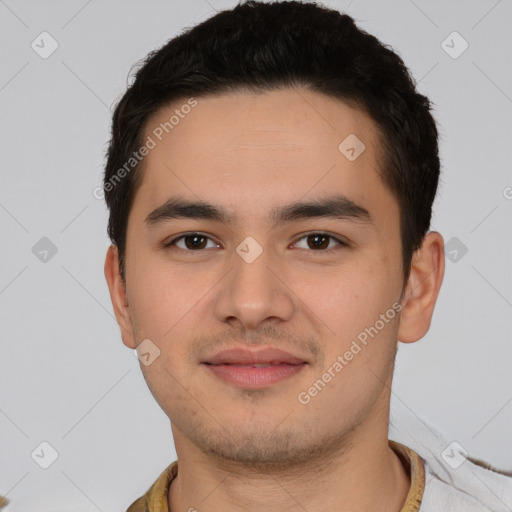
[133,87,393,222]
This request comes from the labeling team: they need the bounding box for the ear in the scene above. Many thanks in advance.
[397,231,445,343]
[104,244,137,349]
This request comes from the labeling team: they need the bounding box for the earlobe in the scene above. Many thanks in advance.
[104,244,137,349]
[397,231,445,344]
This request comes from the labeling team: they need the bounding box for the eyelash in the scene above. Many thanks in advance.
[163,232,348,254]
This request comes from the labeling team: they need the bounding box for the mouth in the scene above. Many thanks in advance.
[202,347,308,388]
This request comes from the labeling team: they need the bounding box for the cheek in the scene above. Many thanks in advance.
[299,261,400,381]
[298,260,392,328]
[126,244,209,339]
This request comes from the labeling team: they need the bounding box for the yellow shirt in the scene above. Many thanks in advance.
[126,440,425,512]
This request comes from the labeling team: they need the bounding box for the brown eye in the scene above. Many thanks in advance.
[183,234,208,250]
[294,233,346,252]
[165,233,219,251]
[307,234,330,250]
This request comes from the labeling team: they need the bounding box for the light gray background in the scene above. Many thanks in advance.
[1,0,511,510]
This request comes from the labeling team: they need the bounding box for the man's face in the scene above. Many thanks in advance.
[121,87,405,465]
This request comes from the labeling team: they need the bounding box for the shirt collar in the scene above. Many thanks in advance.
[127,440,425,512]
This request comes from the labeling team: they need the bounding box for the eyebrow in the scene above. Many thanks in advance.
[144,194,372,228]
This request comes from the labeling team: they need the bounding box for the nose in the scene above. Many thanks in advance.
[213,241,296,331]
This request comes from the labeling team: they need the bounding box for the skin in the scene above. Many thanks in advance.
[105,86,445,511]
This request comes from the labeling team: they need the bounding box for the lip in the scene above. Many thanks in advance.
[202,347,308,389]
[204,347,307,365]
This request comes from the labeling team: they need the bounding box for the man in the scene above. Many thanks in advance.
[103,1,512,510]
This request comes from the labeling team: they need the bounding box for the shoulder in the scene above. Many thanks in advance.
[126,495,149,512]
[389,404,512,511]
[125,461,178,512]
[420,459,510,511]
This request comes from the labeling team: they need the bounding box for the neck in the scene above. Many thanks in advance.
[168,413,411,512]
